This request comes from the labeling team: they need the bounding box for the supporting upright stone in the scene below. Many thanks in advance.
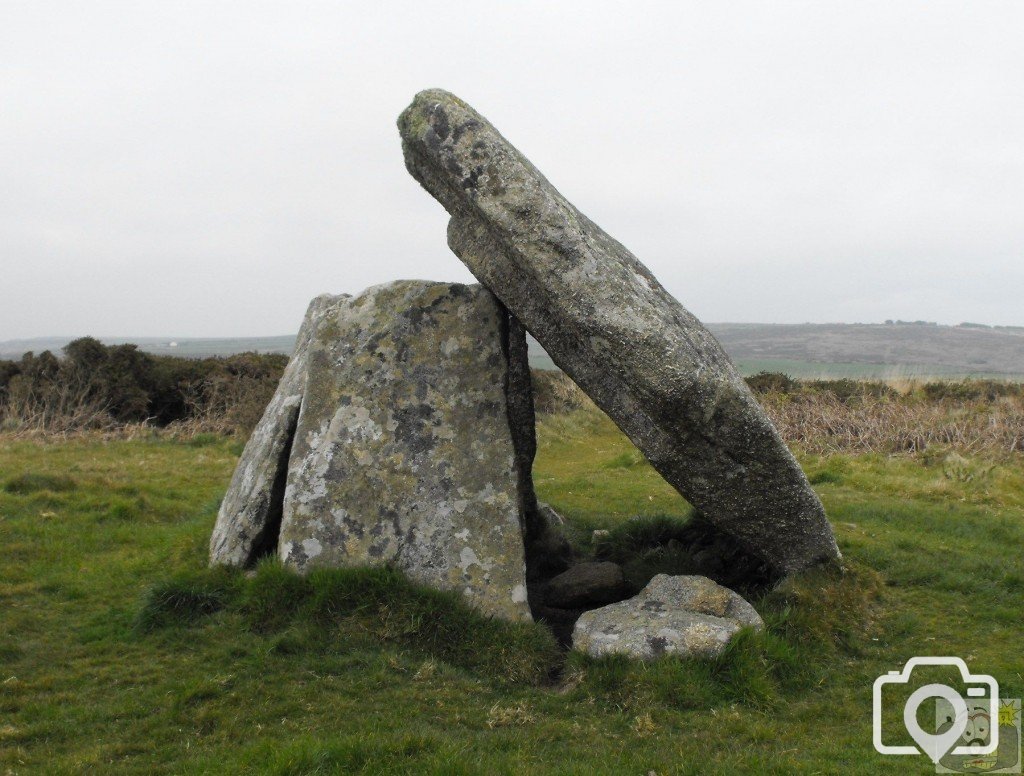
[209,293,344,567]
[278,280,535,621]
[399,89,840,575]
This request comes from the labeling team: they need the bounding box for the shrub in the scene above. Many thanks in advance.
[0,340,287,436]
[745,371,797,395]
[921,379,1023,403]
[135,569,240,631]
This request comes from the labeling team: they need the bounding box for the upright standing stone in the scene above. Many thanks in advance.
[398,89,840,575]
[278,280,534,621]
[210,293,345,567]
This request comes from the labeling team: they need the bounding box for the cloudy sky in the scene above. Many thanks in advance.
[2,2,1022,339]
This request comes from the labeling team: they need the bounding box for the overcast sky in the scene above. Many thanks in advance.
[2,2,1022,339]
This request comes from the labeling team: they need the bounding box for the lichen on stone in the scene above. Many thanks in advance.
[274,281,535,622]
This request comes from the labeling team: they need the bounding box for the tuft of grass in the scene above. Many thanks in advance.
[3,472,77,494]
[134,568,239,632]
[0,638,25,664]
[760,561,884,657]
[806,456,850,486]
[809,470,844,485]
[602,450,645,469]
[242,733,456,776]
[103,496,148,521]
[593,513,694,563]
[240,557,314,632]
[486,702,535,728]
[185,433,223,448]
[564,651,720,711]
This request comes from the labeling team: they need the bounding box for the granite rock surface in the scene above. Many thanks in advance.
[572,574,763,660]
[277,280,535,621]
[399,89,840,575]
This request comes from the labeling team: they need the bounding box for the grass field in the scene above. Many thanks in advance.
[1,411,1023,774]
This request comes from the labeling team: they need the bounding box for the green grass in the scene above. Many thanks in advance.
[133,562,560,684]
[3,471,78,494]
[591,514,693,561]
[2,414,1023,773]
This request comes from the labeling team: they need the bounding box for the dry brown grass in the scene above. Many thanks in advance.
[5,365,1022,457]
[0,370,273,441]
[536,370,1024,458]
[762,392,1024,456]
[0,381,120,438]
[531,368,591,415]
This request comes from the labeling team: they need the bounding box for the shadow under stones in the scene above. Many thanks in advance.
[524,506,780,649]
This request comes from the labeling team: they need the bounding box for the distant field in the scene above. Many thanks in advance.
[3,321,1023,379]
[711,322,1024,378]
[0,335,297,360]
[537,355,1021,379]
[729,359,1017,380]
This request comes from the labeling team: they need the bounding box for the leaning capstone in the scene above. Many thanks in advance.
[278,280,534,621]
[398,89,840,575]
[572,574,763,660]
[209,293,345,567]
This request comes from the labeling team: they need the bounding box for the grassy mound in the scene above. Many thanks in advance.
[564,561,882,711]
[137,562,562,686]
[3,471,77,494]
[136,554,881,712]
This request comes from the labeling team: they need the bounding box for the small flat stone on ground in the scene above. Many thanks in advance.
[572,574,763,660]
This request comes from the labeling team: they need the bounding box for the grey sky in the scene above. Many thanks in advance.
[2,1,1022,339]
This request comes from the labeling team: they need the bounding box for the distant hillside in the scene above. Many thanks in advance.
[2,321,1022,379]
[0,335,296,360]
[707,322,1024,378]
